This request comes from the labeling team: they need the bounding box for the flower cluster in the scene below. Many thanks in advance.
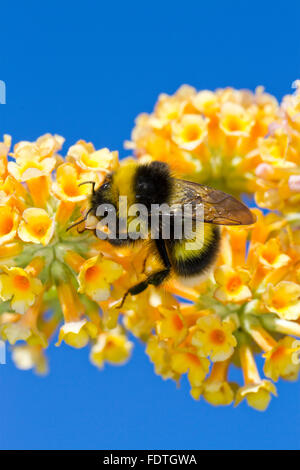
[1,81,300,411]
[254,81,300,215]
[0,135,131,373]
[127,85,279,197]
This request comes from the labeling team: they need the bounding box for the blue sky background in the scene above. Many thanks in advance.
[1,0,300,450]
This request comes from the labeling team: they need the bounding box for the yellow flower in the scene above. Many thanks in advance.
[263,281,300,320]
[153,95,184,126]
[0,320,32,344]
[12,344,48,375]
[0,316,47,347]
[257,238,291,269]
[122,286,167,339]
[171,351,210,387]
[146,335,177,380]
[156,306,188,346]
[214,265,252,303]
[192,314,237,362]
[11,134,64,161]
[35,133,64,159]
[236,344,277,411]
[235,380,277,411]
[200,360,235,406]
[241,317,300,381]
[0,266,43,314]
[0,175,29,212]
[90,328,133,368]
[171,114,208,151]
[0,205,20,245]
[0,292,47,346]
[52,163,94,202]
[192,90,219,117]
[56,319,98,349]
[55,279,100,348]
[18,208,55,246]
[258,129,289,164]
[8,157,56,181]
[219,102,254,137]
[263,336,300,382]
[78,255,123,302]
[56,281,84,323]
[202,381,235,406]
[67,141,118,172]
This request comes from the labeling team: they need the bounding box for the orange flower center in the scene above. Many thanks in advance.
[210,329,226,345]
[270,346,285,362]
[262,249,276,264]
[186,353,200,365]
[183,125,201,142]
[271,297,286,310]
[63,183,80,197]
[13,275,30,291]
[226,275,242,292]
[32,224,48,237]
[0,216,13,235]
[85,265,101,282]
[224,116,242,132]
[172,314,183,331]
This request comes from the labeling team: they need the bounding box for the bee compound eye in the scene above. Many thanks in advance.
[101,182,110,191]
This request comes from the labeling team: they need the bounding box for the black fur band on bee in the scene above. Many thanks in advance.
[134,161,172,208]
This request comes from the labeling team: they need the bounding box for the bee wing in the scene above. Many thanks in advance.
[164,179,256,226]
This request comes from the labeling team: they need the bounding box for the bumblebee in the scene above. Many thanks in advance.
[69,161,255,305]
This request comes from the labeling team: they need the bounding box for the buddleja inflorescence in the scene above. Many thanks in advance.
[0,81,300,410]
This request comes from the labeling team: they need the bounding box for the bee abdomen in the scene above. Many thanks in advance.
[168,225,220,278]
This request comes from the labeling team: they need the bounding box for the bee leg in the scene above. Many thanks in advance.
[118,240,171,308]
[118,267,171,309]
[66,208,93,232]
[141,252,150,274]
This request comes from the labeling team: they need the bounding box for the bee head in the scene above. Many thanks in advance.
[91,175,115,218]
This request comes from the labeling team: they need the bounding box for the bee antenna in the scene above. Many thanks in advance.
[78,181,96,194]
[66,208,93,232]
